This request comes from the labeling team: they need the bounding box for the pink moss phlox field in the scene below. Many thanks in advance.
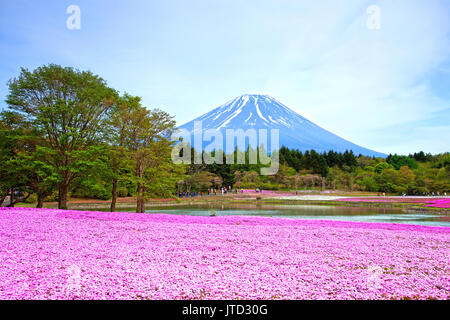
[425,199,450,208]
[238,189,292,196]
[336,197,450,209]
[0,208,449,300]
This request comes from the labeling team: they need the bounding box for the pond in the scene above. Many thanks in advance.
[130,203,450,227]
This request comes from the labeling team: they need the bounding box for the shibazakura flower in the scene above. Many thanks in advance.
[0,207,448,300]
[336,197,450,208]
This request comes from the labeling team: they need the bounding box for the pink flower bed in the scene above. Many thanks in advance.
[0,208,448,300]
[426,199,450,208]
[336,197,450,209]
[239,189,292,196]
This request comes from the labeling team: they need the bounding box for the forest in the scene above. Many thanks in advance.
[180,148,449,195]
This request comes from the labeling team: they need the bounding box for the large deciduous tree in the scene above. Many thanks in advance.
[111,94,179,213]
[5,64,117,209]
[0,111,57,207]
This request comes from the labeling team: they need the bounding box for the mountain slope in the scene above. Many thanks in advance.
[177,94,386,157]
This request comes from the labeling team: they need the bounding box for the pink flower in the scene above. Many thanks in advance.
[0,207,448,300]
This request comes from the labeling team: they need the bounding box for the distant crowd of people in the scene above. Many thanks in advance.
[173,186,264,198]
[377,192,447,197]
[421,191,447,197]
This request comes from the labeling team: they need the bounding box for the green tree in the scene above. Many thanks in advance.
[111,94,178,213]
[379,168,400,193]
[0,125,26,206]
[108,94,141,211]
[374,162,391,174]
[5,64,117,209]
[387,154,418,170]
[9,145,59,208]
[397,166,415,193]
[0,112,58,207]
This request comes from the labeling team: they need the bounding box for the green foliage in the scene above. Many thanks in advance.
[280,147,356,173]
[109,93,180,212]
[387,154,418,170]
[5,64,117,209]
[374,162,391,174]
[360,176,378,192]
[193,147,450,195]
[409,151,433,162]
[1,65,182,210]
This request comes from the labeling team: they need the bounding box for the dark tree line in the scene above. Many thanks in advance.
[279,147,358,176]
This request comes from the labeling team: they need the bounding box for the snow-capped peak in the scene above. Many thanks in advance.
[178,94,386,157]
[190,94,308,130]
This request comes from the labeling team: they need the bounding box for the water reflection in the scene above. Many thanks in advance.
[142,203,450,227]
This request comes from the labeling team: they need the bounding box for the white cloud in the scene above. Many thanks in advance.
[1,0,448,153]
[262,0,450,153]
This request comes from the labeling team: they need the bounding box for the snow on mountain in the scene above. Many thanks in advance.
[177,94,386,157]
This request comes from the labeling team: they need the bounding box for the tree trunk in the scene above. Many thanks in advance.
[58,181,70,210]
[0,193,6,207]
[136,183,145,213]
[10,188,15,208]
[36,193,45,208]
[110,178,118,212]
[136,161,145,213]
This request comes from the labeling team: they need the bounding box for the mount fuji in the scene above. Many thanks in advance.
[177,94,386,157]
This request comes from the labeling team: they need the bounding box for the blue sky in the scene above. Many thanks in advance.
[0,0,449,155]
